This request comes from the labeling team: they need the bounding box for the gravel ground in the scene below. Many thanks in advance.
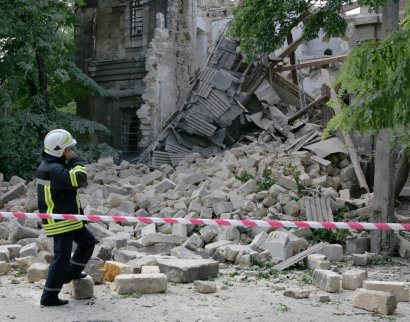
[1,258,409,322]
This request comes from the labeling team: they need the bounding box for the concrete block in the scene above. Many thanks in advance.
[15,254,44,271]
[342,269,368,290]
[183,233,204,251]
[85,258,105,284]
[353,288,397,315]
[0,249,9,262]
[156,258,219,283]
[313,269,340,293]
[0,261,11,276]
[7,221,40,243]
[204,240,232,256]
[397,235,410,258]
[19,243,39,258]
[115,273,167,294]
[127,256,158,274]
[199,207,213,219]
[216,227,240,242]
[27,263,48,282]
[171,246,202,259]
[261,231,293,260]
[113,249,139,263]
[312,176,338,190]
[0,223,10,240]
[346,237,370,254]
[141,170,164,186]
[142,233,186,247]
[94,244,113,261]
[102,234,127,250]
[141,223,156,236]
[154,179,176,194]
[221,245,250,262]
[283,200,300,216]
[141,265,160,274]
[194,280,217,293]
[283,288,310,299]
[199,226,219,243]
[250,231,268,252]
[307,254,331,270]
[363,281,409,302]
[172,224,187,237]
[0,183,27,205]
[353,253,371,266]
[317,244,343,262]
[69,276,94,299]
[238,179,257,195]
[106,192,129,208]
[87,223,114,242]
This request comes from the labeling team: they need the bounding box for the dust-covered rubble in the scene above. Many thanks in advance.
[1,139,410,316]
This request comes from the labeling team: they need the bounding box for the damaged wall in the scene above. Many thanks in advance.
[74,0,197,157]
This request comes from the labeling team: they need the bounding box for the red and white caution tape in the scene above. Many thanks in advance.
[0,211,409,231]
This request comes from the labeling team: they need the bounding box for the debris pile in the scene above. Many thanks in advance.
[1,135,410,314]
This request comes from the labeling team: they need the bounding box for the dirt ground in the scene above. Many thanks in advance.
[1,258,409,322]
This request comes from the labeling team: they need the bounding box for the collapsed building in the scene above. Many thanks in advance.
[74,0,238,157]
[73,0,409,205]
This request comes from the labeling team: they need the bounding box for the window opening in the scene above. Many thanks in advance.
[121,108,140,157]
[130,0,143,40]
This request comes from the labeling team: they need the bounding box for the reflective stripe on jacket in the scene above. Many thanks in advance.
[36,153,87,236]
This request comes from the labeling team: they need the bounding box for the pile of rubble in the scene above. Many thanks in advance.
[1,136,410,315]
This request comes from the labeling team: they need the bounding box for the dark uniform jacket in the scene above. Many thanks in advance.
[36,152,87,236]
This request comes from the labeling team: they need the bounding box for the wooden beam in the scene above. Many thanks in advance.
[277,35,303,59]
[271,73,316,103]
[272,55,347,72]
[320,68,370,193]
[287,95,329,124]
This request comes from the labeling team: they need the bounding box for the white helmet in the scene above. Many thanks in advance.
[44,129,77,157]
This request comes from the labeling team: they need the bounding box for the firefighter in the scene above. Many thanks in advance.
[36,129,96,306]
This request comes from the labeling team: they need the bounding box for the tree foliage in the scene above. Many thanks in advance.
[0,0,118,180]
[230,0,390,61]
[0,0,113,114]
[326,7,410,158]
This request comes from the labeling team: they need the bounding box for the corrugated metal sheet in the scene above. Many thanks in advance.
[198,67,217,82]
[165,143,192,154]
[197,89,232,119]
[196,68,217,98]
[304,196,334,222]
[169,154,188,167]
[151,151,171,168]
[165,143,192,167]
[179,113,217,137]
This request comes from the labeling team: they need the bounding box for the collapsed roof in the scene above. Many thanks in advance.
[137,31,348,170]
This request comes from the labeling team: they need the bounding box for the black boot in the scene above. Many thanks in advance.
[64,271,87,284]
[40,297,69,306]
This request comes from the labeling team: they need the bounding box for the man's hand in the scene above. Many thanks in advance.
[63,147,76,160]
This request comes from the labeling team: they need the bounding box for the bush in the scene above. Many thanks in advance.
[235,170,254,183]
[256,169,275,192]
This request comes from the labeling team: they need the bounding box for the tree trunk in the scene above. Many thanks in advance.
[370,0,399,256]
[371,131,398,256]
[26,72,38,97]
[395,154,410,198]
[36,54,49,113]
